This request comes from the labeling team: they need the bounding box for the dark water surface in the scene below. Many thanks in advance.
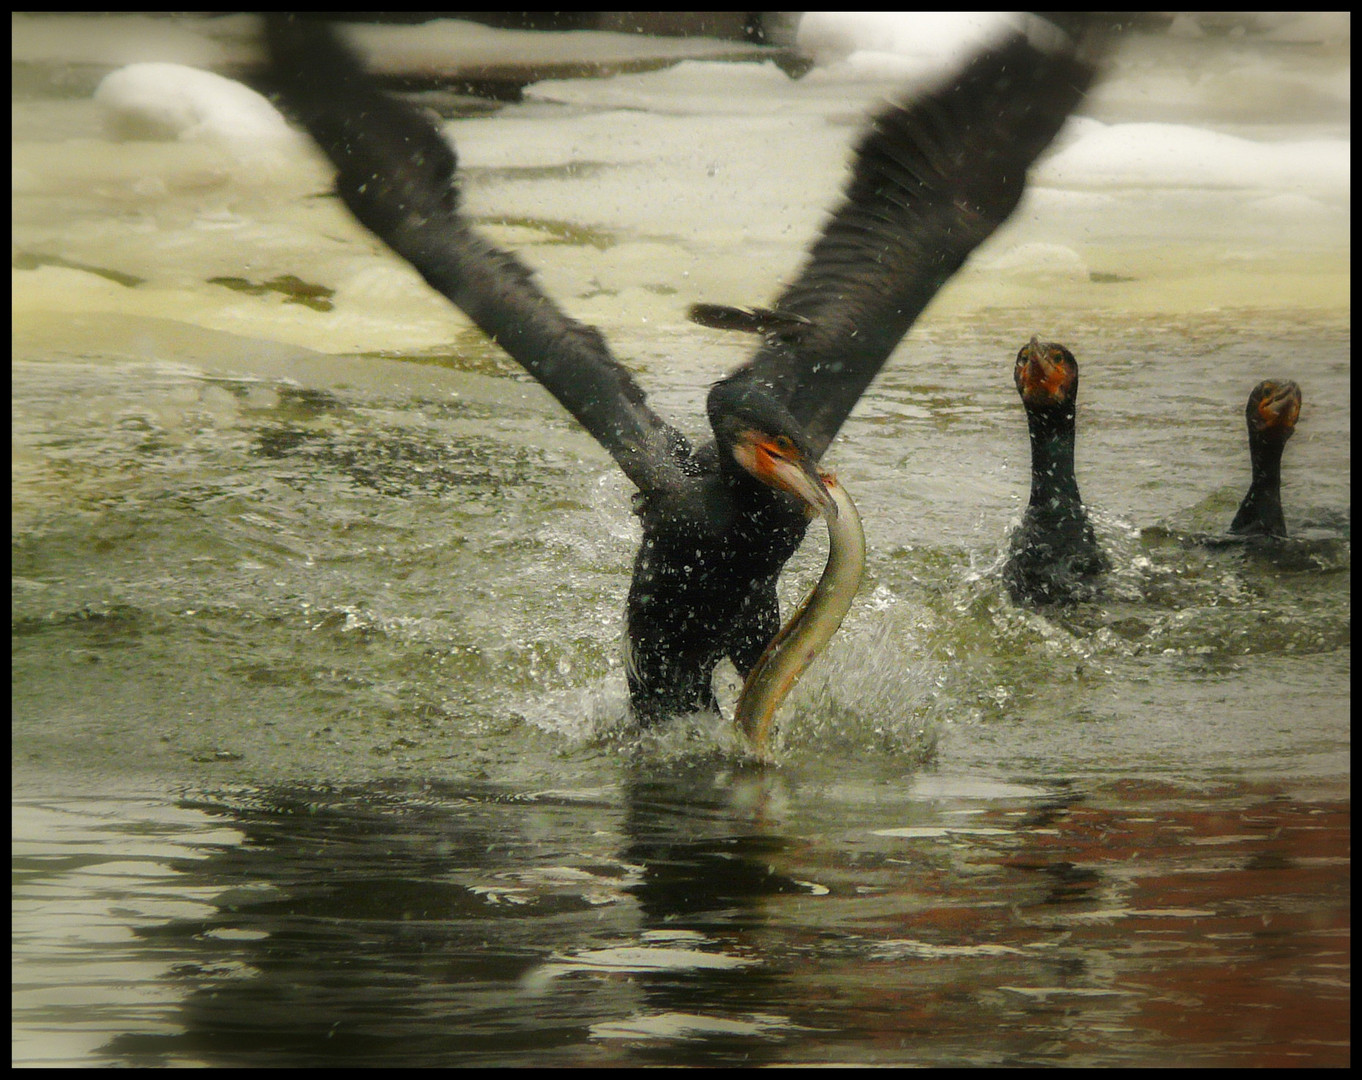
[13,771,1349,1067]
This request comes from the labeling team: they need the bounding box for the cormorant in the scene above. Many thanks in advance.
[1228,379,1301,538]
[263,16,1101,728]
[1003,338,1107,605]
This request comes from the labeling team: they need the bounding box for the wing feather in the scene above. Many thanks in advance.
[741,18,1103,458]
[264,16,683,494]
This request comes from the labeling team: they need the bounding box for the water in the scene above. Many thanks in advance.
[12,14,1350,1067]
[13,775,1349,1067]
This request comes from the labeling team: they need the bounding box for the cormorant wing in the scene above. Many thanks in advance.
[264,17,686,496]
[735,17,1103,460]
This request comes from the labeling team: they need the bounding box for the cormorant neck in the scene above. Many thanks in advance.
[1025,404,1084,515]
[1230,434,1287,536]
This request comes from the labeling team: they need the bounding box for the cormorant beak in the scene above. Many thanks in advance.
[1016,337,1075,406]
[1257,381,1301,433]
[735,431,837,520]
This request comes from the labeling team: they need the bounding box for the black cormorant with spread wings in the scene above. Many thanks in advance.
[264,16,1101,729]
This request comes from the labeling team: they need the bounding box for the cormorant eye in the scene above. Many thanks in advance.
[772,435,796,457]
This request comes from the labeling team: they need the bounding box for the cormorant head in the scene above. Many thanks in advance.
[707,374,834,519]
[1245,380,1301,447]
[1014,337,1079,410]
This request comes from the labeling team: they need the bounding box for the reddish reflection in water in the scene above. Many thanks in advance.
[1027,781,1350,1067]
[784,778,1349,1067]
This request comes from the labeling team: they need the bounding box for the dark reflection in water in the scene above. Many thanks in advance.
[77,771,1347,1068]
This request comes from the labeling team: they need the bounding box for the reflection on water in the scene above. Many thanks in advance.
[13,775,1349,1067]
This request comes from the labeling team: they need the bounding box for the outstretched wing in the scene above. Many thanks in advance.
[264,16,684,494]
[736,16,1103,459]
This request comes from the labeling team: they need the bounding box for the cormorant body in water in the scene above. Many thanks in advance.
[1228,379,1301,538]
[1003,338,1107,605]
[1143,379,1341,572]
[264,16,1101,726]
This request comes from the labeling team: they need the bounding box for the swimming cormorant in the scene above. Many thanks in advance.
[1003,337,1107,605]
[1228,379,1301,538]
